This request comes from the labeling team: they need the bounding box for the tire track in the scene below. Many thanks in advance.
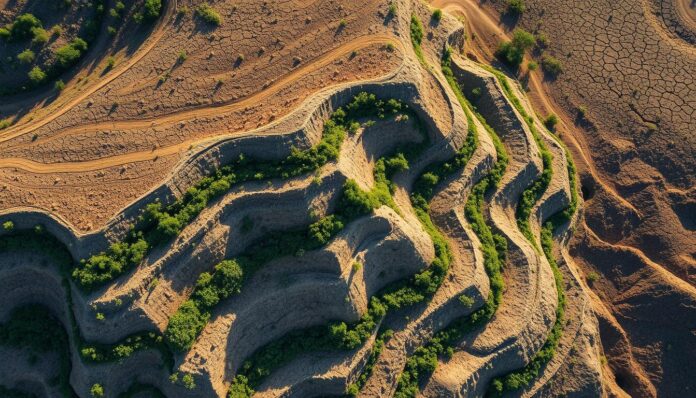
[0,37,403,173]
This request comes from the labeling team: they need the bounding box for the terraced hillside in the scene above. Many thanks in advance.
[0,1,610,397]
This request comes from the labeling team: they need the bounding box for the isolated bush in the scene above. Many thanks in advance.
[496,29,535,68]
[432,9,443,21]
[2,221,14,231]
[17,49,35,64]
[196,3,222,25]
[541,55,562,76]
[506,0,526,15]
[544,114,559,130]
[31,27,48,45]
[55,80,65,91]
[577,105,587,119]
[535,31,549,48]
[90,384,104,397]
[27,66,46,84]
[587,271,600,284]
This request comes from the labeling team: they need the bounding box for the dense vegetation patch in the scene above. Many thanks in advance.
[0,1,104,94]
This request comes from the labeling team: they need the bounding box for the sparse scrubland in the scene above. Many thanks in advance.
[0,1,632,397]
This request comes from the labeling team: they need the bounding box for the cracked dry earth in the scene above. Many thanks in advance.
[0,0,688,398]
[475,0,695,396]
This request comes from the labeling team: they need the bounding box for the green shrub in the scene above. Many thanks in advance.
[10,14,42,40]
[541,55,562,76]
[17,49,35,64]
[496,29,535,68]
[164,301,209,352]
[2,221,14,231]
[181,374,196,389]
[506,0,526,15]
[144,0,163,20]
[71,37,88,52]
[432,9,443,21]
[544,114,559,131]
[55,38,88,68]
[577,105,587,118]
[27,66,46,84]
[90,384,104,397]
[31,27,48,44]
[587,271,600,284]
[196,3,222,25]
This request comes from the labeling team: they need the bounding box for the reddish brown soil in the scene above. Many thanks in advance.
[0,0,405,231]
[434,0,696,395]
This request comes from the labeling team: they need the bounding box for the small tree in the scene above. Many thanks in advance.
[28,66,46,84]
[90,384,104,397]
[432,9,443,21]
[17,49,35,64]
[10,14,42,40]
[544,114,559,131]
[506,0,526,15]
[496,29,535,68]
[541,55,562,77]
[144,0,163,20]
[196,3,222,25]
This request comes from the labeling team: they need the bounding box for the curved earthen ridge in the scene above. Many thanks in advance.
[0,1,609,397]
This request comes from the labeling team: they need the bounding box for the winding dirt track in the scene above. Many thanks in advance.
[429,0,641,216]
[0,0,179,138]
[0,35,403,173]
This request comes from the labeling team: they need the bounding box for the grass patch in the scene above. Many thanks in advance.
[410,14,426,66]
